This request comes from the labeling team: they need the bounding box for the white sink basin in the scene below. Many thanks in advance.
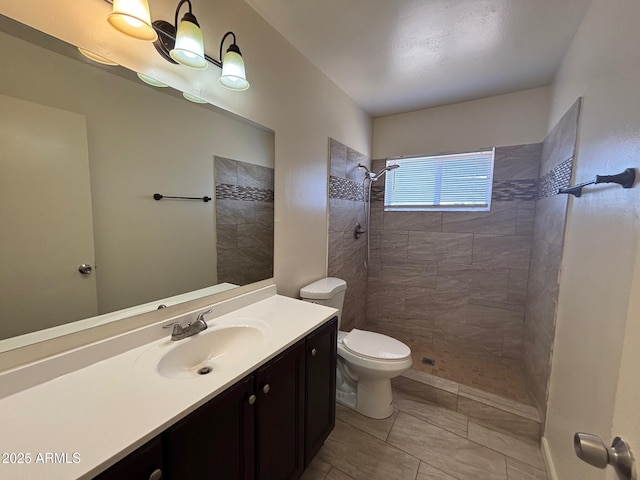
[157,325,264,379]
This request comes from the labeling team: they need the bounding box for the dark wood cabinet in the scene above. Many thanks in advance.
[163,374,255,480]
[255,341,305,480]
[93,318,337,480]
[304,316,337,466]
[93,436,163,480]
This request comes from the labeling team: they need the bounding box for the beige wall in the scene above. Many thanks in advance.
[543,0,640,478]
[0,0,372,301]
[372,87,551,159]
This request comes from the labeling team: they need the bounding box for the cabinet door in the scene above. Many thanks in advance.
[304,317,337,466]
[163,374,255,480]
[255,341,305,480]
[92,436,163,480]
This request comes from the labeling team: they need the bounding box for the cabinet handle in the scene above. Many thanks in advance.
[248,394,256,405]
[262,384,270,394]
[149,468,163,480]
[311,348,317,356]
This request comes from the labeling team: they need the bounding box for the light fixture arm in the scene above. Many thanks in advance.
[174,0,194,30]
[219,31,237,65]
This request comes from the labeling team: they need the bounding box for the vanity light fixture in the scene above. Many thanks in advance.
[104,0,250,90]
[77,47,119,66]
[182,92,207,103]
[136,72,168,87]
[107,0,157,41]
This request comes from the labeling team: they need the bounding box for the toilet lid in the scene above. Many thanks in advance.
[342,329,410,360]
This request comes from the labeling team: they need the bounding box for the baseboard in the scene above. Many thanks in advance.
[541,436,558,480]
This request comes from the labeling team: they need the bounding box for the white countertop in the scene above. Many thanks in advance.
[0,287,337,479]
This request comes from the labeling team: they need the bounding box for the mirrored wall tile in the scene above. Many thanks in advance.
[237,162,274,190]
[336,403,398,441]
[388,413,507,480]
[442,202,517,235]
[318,419,420,480]
[214,155,238,184]
[330,138,348,178]
[506,458,549,480]
[472,235,532,269]
[416,462,458,480]
[216,198,257,225]
[493,144,542,181]
[216,224,237,250]
[408,232,473,264]
[383,210,443,232]
[467,422,544,470]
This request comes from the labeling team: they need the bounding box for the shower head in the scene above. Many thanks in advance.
[357,163,371,174]
[367,164,399,182]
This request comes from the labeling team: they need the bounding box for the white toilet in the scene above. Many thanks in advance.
[300,277,412,419]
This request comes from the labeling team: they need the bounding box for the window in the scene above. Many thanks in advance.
[383,149,495,212]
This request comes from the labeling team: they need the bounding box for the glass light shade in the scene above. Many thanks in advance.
[137,73,168,87]
[107,0,157,41]
[182,92,207,103]
[77,48,119,66]
[170,19,208,69]
[218,50,249,91]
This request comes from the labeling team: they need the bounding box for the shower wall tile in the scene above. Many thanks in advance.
[346,147,369,182]
[522,98,581,420]
[472,235,532,270]
[328,139,370,330]
[540,98,581,174]
[441,202,517,235]
[516,201,536,235]
[383,210,443,231]
[493,144,542,181]
[408,231,474,264]
[330,138,347,178]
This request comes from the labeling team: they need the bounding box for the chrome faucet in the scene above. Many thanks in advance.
[163,309,211,341]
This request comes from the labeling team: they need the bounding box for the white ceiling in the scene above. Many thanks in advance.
[246,0,593,117]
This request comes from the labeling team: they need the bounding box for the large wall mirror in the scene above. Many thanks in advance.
[0,14,275,353]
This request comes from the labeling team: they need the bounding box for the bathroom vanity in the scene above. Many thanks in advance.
[0,286,337,480]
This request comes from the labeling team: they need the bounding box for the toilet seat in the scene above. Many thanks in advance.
[342,329,410,360]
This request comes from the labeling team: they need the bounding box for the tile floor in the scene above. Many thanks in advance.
[398,334,533,406]
[301,395,548,480]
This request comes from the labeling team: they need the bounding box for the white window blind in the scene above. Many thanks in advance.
[384,149,495,212]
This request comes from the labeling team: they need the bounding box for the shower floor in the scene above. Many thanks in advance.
[383,331,535,406]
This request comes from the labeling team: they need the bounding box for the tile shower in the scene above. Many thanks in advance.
[327,98,581,419]
[215,156,274,286]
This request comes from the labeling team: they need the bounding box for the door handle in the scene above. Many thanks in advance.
[78,263,93,275]
[574,432,636,480]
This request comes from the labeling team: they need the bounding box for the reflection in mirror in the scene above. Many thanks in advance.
[0,14,275,352]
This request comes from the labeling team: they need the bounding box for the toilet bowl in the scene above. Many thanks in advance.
[300,277,412,419]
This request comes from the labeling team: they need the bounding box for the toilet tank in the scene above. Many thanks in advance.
[299,277,347,324]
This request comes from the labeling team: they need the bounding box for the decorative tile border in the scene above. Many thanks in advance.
[215,183,274,202]
[492,180,539,201]
[537,157,573,200]
[329,175,365,201]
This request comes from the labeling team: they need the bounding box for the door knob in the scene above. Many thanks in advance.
[78,263,93,275]
[262,384,270,394]
[574,432,636,480]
